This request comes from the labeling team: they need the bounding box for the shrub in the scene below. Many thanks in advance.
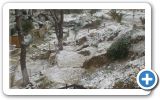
[90,9,100,15]
[10,27,16,35]
[108,9,124,23]
[116,13,123,23]
[22,20,34,33]
[140,17,145,25]
[108,10,117,20]
[107,36,131,60]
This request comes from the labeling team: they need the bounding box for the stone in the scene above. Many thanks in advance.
[76,36,87,45]
[78,50,90,56]
[56,50,85,68]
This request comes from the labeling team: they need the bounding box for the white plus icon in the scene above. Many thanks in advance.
[142,74,153,85]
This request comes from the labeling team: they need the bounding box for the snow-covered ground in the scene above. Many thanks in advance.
[10,9,145,89]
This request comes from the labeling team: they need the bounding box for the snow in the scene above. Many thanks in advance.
[26,59,51,76]
[128,56,145,68]
[130,41,145,54]
[63,46,76,51]
[97,41,112,51]
[24,34,32,45]
[65,29,76,42]
[131,29,145,39]
[46,66,85,84]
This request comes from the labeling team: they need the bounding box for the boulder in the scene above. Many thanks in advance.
[56,50,86,68]
[76,36,87,45]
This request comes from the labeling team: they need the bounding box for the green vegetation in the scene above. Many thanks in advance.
[107,36,131,60]
[22,19,34,33]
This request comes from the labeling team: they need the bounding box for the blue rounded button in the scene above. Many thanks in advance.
[137,69,158,90]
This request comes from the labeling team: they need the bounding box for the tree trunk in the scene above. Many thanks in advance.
[49,10,64,50]
[20,43,29,86]
[15,10,30,86]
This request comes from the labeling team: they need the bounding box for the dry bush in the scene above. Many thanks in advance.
[108,10,124,23]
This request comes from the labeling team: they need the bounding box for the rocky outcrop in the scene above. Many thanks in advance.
[82,53,108,69]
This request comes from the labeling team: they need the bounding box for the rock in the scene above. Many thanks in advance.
[76,44,89,51]
[129,41,145,59]
[130,35,145,44]
[78,50,90,56]
[77,46,97,58]
[25,82,37,89]
[97,41,112,52]
[56,50,86,68]
[76,36,87,45]
[63,42,68,46]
